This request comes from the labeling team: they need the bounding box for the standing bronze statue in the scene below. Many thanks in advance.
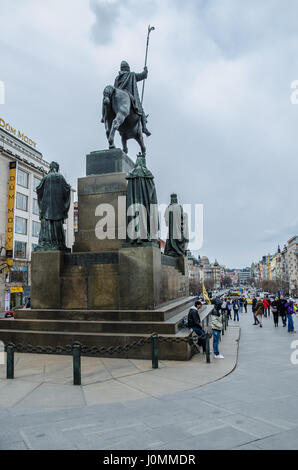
[101,26,155,155]
[125,154,159,245]
[164,194,189,257]
[35,162,71,252]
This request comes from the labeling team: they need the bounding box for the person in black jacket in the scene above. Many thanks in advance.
[279,295,287,327]
[271,297,280,327]
[188,301,206,351]
[252,297,259,325]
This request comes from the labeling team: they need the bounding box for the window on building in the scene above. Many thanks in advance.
[17,169,29,188]
[15,216,27,235]
[32,221,41,238]
[32,243,38,252]
[32,198,39,215]
[9,266,28,284]
[14,241,27,259]
[33,176,41,191]
[16,192,28,212]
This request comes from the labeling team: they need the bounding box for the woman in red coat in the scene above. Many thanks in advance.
[263,298,269,318]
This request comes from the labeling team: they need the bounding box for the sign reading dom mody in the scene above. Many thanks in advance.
[0,117,37,149]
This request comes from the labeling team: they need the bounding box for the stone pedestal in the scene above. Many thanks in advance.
[119,246,162,310]
[31,251,64,309]
[86,148,134,176]
[74,149,134,253]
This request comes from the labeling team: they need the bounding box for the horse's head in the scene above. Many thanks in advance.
[103,85,114,106]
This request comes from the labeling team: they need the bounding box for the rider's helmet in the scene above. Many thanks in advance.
[120,61,130,72]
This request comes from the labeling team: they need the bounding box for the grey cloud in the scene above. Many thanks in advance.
[89,0,157,45]
[89,0,126,45]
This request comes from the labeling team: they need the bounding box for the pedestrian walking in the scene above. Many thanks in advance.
[239,297,244,314]
[221,298,227,316]
[278,295,287,328]
[226,299,232,320]
[244,298,248,313]
[255,298,265,328]
[263,298,269,318]
[252,297,259,325]
[211,307,224,359]
[233,299,240,322]
[266,296,271,317]
[285,299,296,334]
[271,297,280,327]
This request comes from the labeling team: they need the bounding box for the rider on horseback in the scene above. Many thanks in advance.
[114,61,151,137]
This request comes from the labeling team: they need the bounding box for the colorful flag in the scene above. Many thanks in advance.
[202,282,212,305]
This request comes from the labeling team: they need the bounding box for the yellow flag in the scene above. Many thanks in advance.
[202,282,212,305]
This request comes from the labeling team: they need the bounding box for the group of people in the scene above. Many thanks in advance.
[252,295,297,332]
[187,300,225,360]
[187,294,298,363]
[221,297,247,322]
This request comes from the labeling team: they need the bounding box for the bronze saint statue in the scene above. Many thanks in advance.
[35,161,71,252]
[164,194,189,257]
[126,154,159,245]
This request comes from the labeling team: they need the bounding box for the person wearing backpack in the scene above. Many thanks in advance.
[211,307,224,359]
[187,301,206,351]
[285,299,296,334]
[233,299,240,322]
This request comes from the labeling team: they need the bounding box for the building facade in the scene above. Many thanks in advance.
[287,236,298,296]
[0,126,74,312]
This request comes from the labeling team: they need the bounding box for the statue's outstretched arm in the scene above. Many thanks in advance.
[136,67,148,82]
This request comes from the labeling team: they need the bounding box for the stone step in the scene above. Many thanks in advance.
[14,296,196,322]
[0,329,194,361]
[0,317,180,335]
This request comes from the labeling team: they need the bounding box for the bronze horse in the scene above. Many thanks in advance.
[102,85,146,155]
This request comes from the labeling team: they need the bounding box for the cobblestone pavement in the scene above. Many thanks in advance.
[0,308,297,450]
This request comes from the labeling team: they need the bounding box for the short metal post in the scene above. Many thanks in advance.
[7,344,14,379]
[72,343,81,386]
[205,334,211,364]
[152,335,159,369]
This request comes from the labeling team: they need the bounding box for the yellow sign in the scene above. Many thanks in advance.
[6,161,17,273]
[10,287,23,293]
[0,117,37,148]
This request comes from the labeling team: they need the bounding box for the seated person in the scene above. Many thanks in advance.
[188,301,206,351]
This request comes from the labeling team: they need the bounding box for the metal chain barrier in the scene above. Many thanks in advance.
[4,331,213,385]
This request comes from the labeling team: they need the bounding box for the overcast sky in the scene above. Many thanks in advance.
[1,0,298,268]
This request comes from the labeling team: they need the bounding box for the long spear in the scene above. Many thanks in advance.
[141,25,155,105]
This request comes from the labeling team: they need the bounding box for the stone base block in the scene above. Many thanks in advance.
[31,251,63,309]
[119,246,162,310]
